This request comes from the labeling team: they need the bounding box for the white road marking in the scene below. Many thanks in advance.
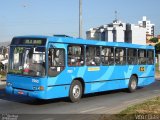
[102,105,125,114]
[79,94,160,114]
[123,98,141,104]
[80,107,105,113]
[153,90,160,93]
[43,118,55,120]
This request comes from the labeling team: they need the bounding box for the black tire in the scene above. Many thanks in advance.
[69,80,82,102]
[128,75,138,93]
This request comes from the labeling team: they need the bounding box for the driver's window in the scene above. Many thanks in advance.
[48,48,65,77]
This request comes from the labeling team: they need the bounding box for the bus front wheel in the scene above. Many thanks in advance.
[128,75,138,92]
[69,80,82,102]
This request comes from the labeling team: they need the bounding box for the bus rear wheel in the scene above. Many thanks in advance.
[128,75,137,92]
[69,80,82,102]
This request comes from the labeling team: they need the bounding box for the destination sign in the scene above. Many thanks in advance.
[11,38,46,46]
[24,39,42,45]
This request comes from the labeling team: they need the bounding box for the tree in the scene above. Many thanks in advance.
[149,37,158,43]
[2,47,7,58]
[0,62,4,71]
[155,42,160,54]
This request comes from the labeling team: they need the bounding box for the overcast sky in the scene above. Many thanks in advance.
[0,0,160,41]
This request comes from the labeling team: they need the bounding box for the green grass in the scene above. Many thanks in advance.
[0,74,6,79]
[0,75,5,79]
[156,63,160,75]
[119,96,160,113]
[100,97,160,120]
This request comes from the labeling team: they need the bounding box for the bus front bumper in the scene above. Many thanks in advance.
[5,86,46,99]
[5,84,70,99]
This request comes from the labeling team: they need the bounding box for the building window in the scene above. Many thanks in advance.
[147,50,154,64]
[68,45,84,66]
[101,47,114,65]
[115,48,126,65]
[86,46,100,66]
[127,49,137,65]
[138,49,146,65]
[143,21,146,27]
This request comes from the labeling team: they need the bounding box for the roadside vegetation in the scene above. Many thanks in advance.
[156,63,160,76]
[0,62,6,78]
[100,97,160,120]
[118,97,160,118]
[0,70,6,78]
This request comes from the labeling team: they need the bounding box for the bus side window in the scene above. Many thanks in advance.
[115,48,126,65]
[127,49,137,65]
[147,50,154,64]
[101,47,114,65]
[48,48,65,77]
[86,46,100,66]
[68,45,84,66]
[138,49,146,65]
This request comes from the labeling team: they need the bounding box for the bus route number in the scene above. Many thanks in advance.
[32,79,39,83]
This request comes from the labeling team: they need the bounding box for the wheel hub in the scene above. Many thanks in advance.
[73,85,80,98]
[131,79,137,90]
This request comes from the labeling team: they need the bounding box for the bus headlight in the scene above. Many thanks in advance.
[7,82,12,86]
[38,86,44,91]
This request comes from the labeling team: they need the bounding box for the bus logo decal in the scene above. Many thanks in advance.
[88,67,100,71]
[139,67,145,72]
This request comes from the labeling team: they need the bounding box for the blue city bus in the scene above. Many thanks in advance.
[6,35,155,102]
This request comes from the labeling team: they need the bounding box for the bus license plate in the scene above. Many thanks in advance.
[18,91,24,95]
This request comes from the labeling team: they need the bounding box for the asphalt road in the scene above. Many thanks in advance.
[0,80,160,120]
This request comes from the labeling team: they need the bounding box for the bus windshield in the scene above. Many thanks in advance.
[8,46,45,77]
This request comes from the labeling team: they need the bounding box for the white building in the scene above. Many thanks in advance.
[86,19,146,45]
[86,20,126,42]
[86,28,101,40]
[138,16,154,36]
[105,20,126,42]
[126,24,146,45]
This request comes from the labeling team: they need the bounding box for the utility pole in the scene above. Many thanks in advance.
[79,0,82,38]
[115,10,117,21]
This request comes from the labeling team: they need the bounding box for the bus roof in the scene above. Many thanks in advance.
[13,35,154,49]
[48,36,154,50]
